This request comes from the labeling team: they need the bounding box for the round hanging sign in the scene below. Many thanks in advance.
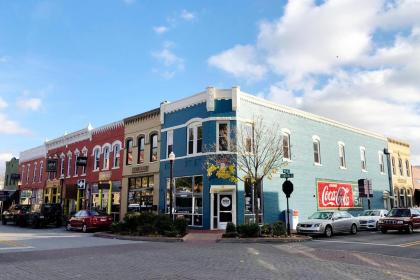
[221,197,231,207]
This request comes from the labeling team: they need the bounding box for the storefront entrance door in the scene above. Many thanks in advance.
[217,193,233,230]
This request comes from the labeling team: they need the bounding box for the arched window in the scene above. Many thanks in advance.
[392,156,396,175]
[126,139,133,165]
[398,158,403,176]
[138,136,145,164]
[150,134,158,162]
[67,154,72,177]
[33,163,37,182]
[407,189,413,207]
[39,161,43,182]
[82,149,88,175]
[103,146,110,170]
[113,144,121,168]
[338,142,346,168]
[399,188,406,207]
[406,160,410,177]
[74,152,80,176]
[360,147,367,171]
[282,131,291,160]
[93,148,101,170]
[60,155,65,177]
[378,151,385,173]
[394,187,399,208]
[313,137,321,164]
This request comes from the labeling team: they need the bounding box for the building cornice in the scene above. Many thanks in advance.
[124,108,160,126]
[19,145,46,163]
[387,137,410,148]
[92,120,124,135]
[46,128,91,150]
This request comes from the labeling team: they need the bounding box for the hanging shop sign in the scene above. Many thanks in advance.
[46,159,58,172]
[76,156,88,167]
[132,166,149,174]
[99,171,112,181]
[317,180,359,209]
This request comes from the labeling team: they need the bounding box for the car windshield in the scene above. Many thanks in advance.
[361,210,380,216]
[388,209,411,217]
[309,212,333,220]
[87,211,100,216]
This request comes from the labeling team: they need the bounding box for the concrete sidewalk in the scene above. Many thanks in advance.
[183,230,224,243]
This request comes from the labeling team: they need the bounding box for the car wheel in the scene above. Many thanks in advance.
[381,229,387,234]
[82,224,88,233]
[350,224,357,235]
[406,223,414,234]
[66,222,72,231]
[325,225,333,238]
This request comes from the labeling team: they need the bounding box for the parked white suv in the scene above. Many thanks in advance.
[357,209,388,230]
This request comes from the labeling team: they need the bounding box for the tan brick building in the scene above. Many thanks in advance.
[411,166,420,206]
[120,108,161,219]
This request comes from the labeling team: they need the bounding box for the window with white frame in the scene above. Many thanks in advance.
[378,151,385,173]
[126,139,133,165]
[39,161,43,182]
[74,153,79,176]
[113,144,120,168]
[217,122,229,152]
[360,147,367,171]
[21,166,25,184]
[244,123,253,153]
[406,160,410,177]
[150,134,158,162]
[138,136,145,164]
[94,148,100,170]
[67,156,72,177]
[283,131,291,160]
[33,163,37,182]
[187,124,203,155]
[82,150,88,174]
[399,158,403,176]
[392,156,396,175]
[60,157,65,177]
[167,130,173,158]
[313,136,321,164]
[26,165,30,183]
[103,146,110,170]
[338,142,346,168]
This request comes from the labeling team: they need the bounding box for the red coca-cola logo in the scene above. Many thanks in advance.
[317,181,354,209]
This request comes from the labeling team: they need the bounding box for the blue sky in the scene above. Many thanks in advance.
[1,0,420,174]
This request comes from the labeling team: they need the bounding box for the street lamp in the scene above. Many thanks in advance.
[168,152,175,221]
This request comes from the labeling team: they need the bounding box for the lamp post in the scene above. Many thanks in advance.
[168,152,175,221]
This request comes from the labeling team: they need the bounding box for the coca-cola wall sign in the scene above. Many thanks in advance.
[317,180,360,209]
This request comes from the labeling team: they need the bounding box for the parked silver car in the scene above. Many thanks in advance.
[297,211,359,237]
[357,209,388,230]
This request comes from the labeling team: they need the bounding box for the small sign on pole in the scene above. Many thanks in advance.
[77,179,86,190]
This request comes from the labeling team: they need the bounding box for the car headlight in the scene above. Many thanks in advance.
[397,221,404,224]
[313,224,320,227]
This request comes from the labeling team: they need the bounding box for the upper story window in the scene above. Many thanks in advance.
[74,153,79,176]
[378,151,385,173]
[217,122,229,152]
[313,136,321,165]
[243,124,253,153]
[26,165,30,183]
[39,161,43,182]
[392,156,396,175]
[338,142,346,168]
[21,166,25,184]
[150,134,158,162]
[94,148,101,170]
[67,156,72,177]
[126,139,133,165]
[406,160,410,177]
[282,131,291,160]
[167,130,173,158]
[187,124,203,155]
[60,156,65,177]
[103,146,110,170]
[398,158,403,176]
[113,144,120,168]
[138,137,145,164]
[82,149,88,174]
[360,147,367,171]
[33,163,37,182]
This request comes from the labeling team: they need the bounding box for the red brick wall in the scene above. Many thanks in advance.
[18,157,46,190]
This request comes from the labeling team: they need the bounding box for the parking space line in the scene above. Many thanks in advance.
[313,240,403,247]
[0,246,34,251]
[399,240,420,248]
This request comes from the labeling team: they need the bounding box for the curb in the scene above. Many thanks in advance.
[217,236,312,243]
[93,232,184,242]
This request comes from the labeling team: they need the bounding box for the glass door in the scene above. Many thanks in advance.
[218,193,233,230]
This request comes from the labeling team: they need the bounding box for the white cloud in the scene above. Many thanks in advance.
[180,10,195,21]
[0,153,14,178]
[209,0,420,163]
[17,97,42,111]
[0,97,7,109]
[153,26,169,34]
[208,45,268,82]
[152,42,185,79]
[0,113,30,135]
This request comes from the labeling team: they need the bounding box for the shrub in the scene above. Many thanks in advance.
[164,230,178,237]
[110,222,125,233]
[173,218,188,236]
[225,222,237,234]
[154,214,173,235]
[260,224,272,236]
[272,221,286,236]
[237,223,260,238]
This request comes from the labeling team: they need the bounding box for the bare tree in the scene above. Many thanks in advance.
[205,115,287,223]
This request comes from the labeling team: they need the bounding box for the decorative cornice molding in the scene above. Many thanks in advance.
[124,108,160,126]
[92,120,124,135]
[46,128,91,150]
[19,145,46,163]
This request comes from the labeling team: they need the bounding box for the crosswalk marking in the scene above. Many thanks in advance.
[399,240,420,247]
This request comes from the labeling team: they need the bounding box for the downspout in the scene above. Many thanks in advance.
[384,148,394,208]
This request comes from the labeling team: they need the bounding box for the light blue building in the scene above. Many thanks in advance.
[159,87,391,230]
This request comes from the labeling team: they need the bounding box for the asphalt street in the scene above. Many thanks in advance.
[0,225,419,280]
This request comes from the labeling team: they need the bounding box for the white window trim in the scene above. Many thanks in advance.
[33,162,37,182]
[282,128,291,162]
[378,151,385,174]
[187,123,203,155]
[338,141,347,169]
[405,160,410,177]
[93,148,101,171]
[112,144,121,169]
[74,152,80,177]
[67,156,72,178]
[103,146,110,170]
[216,121,230,153]
[312,135,321,166]
[39,161,43,182]
[81,151,88,176]
[360,146,367,172]
[167,130,174,158]
[26,164,30,183]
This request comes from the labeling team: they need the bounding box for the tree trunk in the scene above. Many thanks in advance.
[253,183,259,224]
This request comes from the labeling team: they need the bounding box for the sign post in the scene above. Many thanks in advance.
[281,169,294,236]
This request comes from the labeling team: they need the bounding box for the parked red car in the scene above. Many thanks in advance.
[66,210,113,233]
[379,208,420,234]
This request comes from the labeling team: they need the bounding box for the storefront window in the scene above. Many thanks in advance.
[128,176,155,212]
[171,175,203,226]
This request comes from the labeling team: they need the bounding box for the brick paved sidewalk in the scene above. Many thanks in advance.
[183,230,223,243]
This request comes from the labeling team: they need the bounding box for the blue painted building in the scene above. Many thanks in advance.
[159,87,391,230]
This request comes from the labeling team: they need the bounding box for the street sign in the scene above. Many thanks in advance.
[77,179,86,190]
[282,180,294,198]
[76,156,88,167]
[46,159,58,172]
[280,174,294,179]
[283,169,290,174]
